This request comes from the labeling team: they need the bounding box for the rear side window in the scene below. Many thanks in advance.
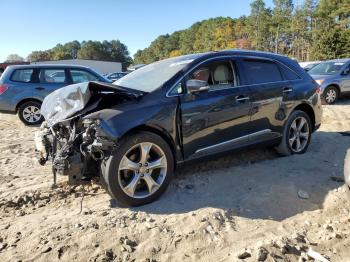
[241,60,283,85]
[39,69,67,83]
[11,69,34,83]
[280,65,301,80]
[70,70,99,83]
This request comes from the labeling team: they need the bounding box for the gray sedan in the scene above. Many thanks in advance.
[309,58,350,104]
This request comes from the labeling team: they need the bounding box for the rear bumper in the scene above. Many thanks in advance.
[313,94,323,132]
[0,96,16,113]
[314,123,321,132]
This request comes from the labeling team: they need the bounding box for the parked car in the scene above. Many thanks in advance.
[308,58,350,104]
[299,61,321,72]
[35,50,322,206]
[0,64,111,125]
[303,62,321,72]
[106,72,128,81]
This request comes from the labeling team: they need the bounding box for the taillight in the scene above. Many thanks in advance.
[0,84,8,95]
[315,86,321,94]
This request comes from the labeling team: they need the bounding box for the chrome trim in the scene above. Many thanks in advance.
[195,129,272,154]
[165,54,303,98]
[283,88,293,93]
[236,96,250,102]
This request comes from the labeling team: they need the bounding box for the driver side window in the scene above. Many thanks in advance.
[188,60,238,92]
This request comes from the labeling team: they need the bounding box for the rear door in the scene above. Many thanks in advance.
[238,58,291,141]
[35,68,69,99]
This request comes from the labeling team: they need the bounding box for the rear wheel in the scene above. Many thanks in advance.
[102,132,174,206]
[18,101,44,125]
[322,86,339,105]
[275,110,312,156]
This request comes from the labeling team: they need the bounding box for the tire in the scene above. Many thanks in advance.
[18,101,44,126]
[102,131,174,206]
[275,110,312,156]
[322,86,339,105]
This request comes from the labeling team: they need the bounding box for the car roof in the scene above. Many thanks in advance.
[6,64,93,70]
[196,49,291,61]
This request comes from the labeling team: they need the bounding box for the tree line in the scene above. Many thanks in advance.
[134,0,349,64]
[5,0,349,67]
[5,40,133,70]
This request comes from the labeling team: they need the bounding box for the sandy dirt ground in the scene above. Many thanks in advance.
[1,102,350,262]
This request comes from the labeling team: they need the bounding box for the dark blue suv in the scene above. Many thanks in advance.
[36,50,323,206]
[0,64,111,125]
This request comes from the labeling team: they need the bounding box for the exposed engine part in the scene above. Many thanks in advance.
[34,122,52,165]
[35,119,116,187]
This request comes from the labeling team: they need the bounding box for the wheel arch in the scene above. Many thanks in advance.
[16,98,42,112]
[292,103,316,131]
[325,84,341,94]
[120,124,180,165]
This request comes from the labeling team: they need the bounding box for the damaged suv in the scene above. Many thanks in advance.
[35,50,322,206]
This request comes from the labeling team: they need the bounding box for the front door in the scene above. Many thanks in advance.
[180,58,253,159]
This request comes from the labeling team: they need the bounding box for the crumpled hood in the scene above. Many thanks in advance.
[41,81,143,127]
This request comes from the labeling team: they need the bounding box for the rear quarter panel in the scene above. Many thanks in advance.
[0,68,37,112]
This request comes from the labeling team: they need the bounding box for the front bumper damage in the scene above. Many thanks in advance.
[34,81,143,188]
[35,120,116,187]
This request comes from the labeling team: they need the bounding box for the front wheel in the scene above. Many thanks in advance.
[275,110,312,156]
[102,132,174,206]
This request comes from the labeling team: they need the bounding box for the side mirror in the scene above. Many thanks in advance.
[186,79,209,94]
[342,68,350,75]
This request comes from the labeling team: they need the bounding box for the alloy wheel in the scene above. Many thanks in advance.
[325,89,337,104]
[288,116,310,153]
[22,105,42,123]
[118,142,167,198]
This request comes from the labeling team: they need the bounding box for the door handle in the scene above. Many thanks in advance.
[283,87,293,94]
[35,87,45,90]
[235,95,250,103]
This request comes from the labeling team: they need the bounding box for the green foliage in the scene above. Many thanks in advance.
[134,0,349,64]
[27,51,52,62]
[5,54,24,63]
[26,40,132,70]
[134,17,251,64]
[310,0,350,60]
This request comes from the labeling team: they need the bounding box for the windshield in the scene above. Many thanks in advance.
[113,54,202,92]
[309,61,345,75]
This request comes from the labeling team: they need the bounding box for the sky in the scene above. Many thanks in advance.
[0,0,274,62]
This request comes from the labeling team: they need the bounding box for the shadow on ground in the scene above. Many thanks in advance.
[123,131,350,221]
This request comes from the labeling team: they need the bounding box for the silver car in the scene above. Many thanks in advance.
[309,58,350,104]
[0,65,111,125]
